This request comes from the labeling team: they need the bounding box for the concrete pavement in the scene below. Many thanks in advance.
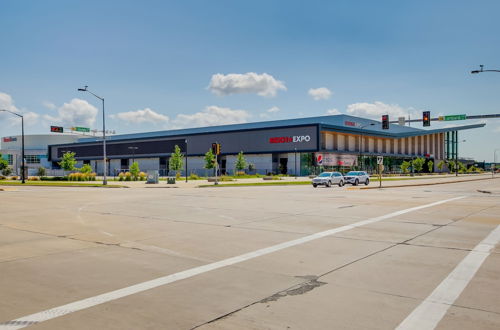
[0,179,499,329]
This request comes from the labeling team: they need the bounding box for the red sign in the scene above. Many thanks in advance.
[3,137,17,142]
[344,121,357,127]
[269,135,311,144]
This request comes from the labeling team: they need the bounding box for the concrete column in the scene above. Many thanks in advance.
[337,135,345,151]
[325,133,333,150]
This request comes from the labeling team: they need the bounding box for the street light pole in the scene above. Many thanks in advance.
[78,86,107,185]
[471,65,500,74]
[185,139,188,183]
[1,109,25,183]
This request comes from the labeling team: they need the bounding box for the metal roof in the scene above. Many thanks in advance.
[77,114,485,143]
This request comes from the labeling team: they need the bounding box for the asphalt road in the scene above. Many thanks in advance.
[0,179,499,329]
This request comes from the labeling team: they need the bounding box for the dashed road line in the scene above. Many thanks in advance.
[0,196,465,329]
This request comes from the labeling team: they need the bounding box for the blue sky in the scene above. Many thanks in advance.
[1,0,499,160]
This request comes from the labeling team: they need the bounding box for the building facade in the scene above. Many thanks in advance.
[1,134,80,175]
[47,115,485,176]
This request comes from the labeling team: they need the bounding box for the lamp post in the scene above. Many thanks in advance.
[294,147,297,179]
[455,139,466,177]
[1,109,25,184]
[128,146,138,164]
[78,86,107,185]
[471,65,500,74]
[493,149,500,178]
[185,139,188,183]
[359,123,375,171]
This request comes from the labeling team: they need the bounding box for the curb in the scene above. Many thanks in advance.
[359,177,498,189]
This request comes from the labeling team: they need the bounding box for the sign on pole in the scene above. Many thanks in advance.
[377,156,384,165]
[398,117,406,126]
[71,126,90,133]
[438,114,466,121]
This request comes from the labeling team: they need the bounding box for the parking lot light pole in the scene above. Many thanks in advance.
[294,147,297,179]
[78,86,107,185]
[359,123,375,171]
[128,146,138,163]
[1,109,25,184]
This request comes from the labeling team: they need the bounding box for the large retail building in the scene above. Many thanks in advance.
[47,114,484,176]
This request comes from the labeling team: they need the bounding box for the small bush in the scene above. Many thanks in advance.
[0,175,6,180]
[10,176,18,180]
[139,172,147,180]
[28,176,40,181]
[118,172,126,181]
[125,172,132,181]
[188,173,201,180]
[235,171,246,176]
[40,176,67,181]
[2,167,13,176]
[219,175,234,181]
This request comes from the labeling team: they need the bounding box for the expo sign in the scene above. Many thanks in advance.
[269,135,311,144]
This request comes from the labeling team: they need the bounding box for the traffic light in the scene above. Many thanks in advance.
[382,115,389,130]
[211,143,221,155]
[423,111,431,127]
[50,126,64,133]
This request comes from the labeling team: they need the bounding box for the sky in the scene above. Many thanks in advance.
[1,0,499,161]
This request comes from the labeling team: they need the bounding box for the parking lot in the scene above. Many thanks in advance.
[1,179,499,329]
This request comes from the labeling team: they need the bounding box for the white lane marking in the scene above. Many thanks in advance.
[0,196,465,329]
[396,224,500,330]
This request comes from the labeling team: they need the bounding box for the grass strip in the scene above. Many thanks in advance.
[0,181,126,188]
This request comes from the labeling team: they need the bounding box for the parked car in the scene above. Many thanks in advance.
[312,172,344,188]
[344,171,370,186]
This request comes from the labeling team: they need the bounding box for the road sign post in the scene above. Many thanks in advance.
[377,156,384,188]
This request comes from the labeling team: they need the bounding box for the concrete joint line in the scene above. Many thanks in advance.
[396,224,500,330]
[0,196,466,330]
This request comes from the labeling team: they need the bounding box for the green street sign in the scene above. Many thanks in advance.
[72,126,90,132]
[438,114,466,121]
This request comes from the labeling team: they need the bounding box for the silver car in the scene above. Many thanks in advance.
[344,171,370,186]
[312,172,344,188]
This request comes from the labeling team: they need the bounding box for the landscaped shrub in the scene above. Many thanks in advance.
[188,173,201,180]
[139,172,147,180]
[118,172,126,181]
[28,176,40,181]
[125,172,132,181]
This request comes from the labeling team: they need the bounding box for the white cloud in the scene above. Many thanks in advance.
[267,106,280,113]
[326,108,341,115]
[208,72,287,97]
[42,101,57,110]
[43,98,98,128]
[0,92,20,112]
[110,108,169,124]
[0,92,39,126]
[308,87,332,100]
[346,101,420,120]
[172,105,250,128]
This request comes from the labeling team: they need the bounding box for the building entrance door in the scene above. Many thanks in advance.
[279,158,288,174]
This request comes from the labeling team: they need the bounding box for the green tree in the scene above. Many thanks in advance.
[0,153,8,172]
[204,148,215,170]
[400,161,411,174]
[448,160,456,173]
[169,145,184,178]
[59,151,77,171]
[130,161,140,179]
[412,157,425,173]
[235,151,247,172]
[427,160,433,173]
[79,164,92,174]
[37,166,46,177]
[437,160,446,171]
